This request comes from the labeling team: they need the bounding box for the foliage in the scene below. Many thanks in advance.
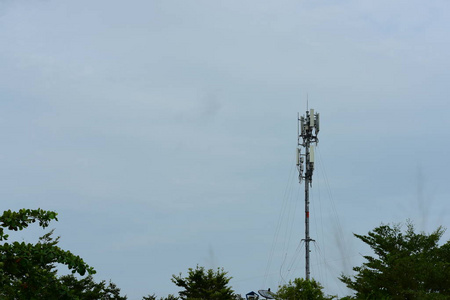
[340,222,450,300]
[60,274,127,299]
[0,208,58,241]
[171,265,237,300]
[0,208,96,298]
[162,295,179,300]
[276,278,336,300]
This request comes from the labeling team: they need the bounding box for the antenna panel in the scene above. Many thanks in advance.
[310,109,315,127]
[309,145,315,163]
[296,148,300,165]
[315,113,320,132]
[300,116,305,135]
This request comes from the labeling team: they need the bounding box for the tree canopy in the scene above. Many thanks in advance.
[60,274,127,300]
[171,265,238,300]
[276,278,336,300]
[340,222,450,300]
[0,208,127,299]
[0,208,97,298]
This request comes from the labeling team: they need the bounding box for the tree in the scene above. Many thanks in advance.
[0,208,127,299]
[0,208,97,298]
[276,278,336,300]
[171,265,237,300]
[60,274,127,299]
[0,208,129,299]
[340,222,450,300]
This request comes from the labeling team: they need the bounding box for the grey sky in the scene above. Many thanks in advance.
[1,0,449,298]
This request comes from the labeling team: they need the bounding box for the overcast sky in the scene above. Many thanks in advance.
[1,0,450,298]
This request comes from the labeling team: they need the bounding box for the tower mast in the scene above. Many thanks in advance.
[297,109,320,280]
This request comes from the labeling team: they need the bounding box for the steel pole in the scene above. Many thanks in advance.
[305,140,310,281]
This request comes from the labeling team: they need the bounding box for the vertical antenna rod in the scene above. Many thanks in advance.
[296,108,320,281]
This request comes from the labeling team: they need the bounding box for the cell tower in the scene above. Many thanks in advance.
[296,109,320,281]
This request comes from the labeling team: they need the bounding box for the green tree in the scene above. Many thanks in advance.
[0,208,96,298]
[340,222,450,300]
[276,278,336,300]
[60,274,127,299]
[171,265,237,300]
[0,208,131,299]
